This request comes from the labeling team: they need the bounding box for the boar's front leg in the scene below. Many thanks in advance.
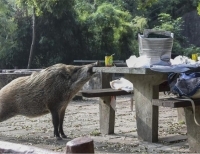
[50,110,62,140]
[59,108,67,138]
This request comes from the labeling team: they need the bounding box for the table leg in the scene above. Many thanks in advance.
[126,74,165,142]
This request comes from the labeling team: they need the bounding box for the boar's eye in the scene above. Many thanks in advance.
[58,71,71,80]
[73,67,80,74]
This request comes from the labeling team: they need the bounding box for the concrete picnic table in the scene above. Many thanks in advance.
[93,66,200,152]
[93,67,168,142]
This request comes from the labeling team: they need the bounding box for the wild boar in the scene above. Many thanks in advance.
[0,62,97,140]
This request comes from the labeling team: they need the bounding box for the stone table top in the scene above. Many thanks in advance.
[93,67,168,75]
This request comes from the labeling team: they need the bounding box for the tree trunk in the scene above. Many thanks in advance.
[27,7,36,69]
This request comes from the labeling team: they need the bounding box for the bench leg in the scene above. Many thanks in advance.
[177,108,185,122]
[99,96,115,134]
[184,106,200,152]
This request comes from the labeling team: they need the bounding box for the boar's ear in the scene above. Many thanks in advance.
[57,66,82,80]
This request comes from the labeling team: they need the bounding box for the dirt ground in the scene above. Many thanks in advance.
[0,94,192,153]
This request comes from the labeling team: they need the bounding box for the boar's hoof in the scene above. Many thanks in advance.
[61,134,67,138]
[56,136,62,140]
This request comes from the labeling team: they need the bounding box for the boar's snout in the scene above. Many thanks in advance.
[87,62,99,75]
[91,61,99,67]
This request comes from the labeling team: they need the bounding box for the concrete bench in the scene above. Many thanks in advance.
[79,88,133,134]
[80,88,132,97]
[152,97,200,152]
[153,97,200,108]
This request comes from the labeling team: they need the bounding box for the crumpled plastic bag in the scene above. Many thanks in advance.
[110,77,133,92]
[171,55,196,65]
[126,55,151,68]
[150,55,200,73]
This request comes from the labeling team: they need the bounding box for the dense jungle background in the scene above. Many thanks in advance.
[1,0,200,68]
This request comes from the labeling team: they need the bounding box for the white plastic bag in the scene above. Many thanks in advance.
[126,55,151,68]
[110,77,133,92]
[171,55,196,65]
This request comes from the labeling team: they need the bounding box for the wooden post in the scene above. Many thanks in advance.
[66,137,94,153]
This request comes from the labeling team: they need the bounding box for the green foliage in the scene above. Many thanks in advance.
[147,0,199,20]
[16,0,75,18]
[90,3,130,28]
[74,1,95,22]
[151,12,200,57]
[1,0,200,68]
[183,45,200,57]
[154,13,183,35]
[132,16,148,32]
[75,2,139,60]
[152,13,185,55]
[0,0,18,68]
[13,0,79,68]
[198,2,200,15]
[137,0,158,10]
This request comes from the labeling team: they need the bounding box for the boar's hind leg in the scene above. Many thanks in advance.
[50,110,62,140]
[59,108,67,138]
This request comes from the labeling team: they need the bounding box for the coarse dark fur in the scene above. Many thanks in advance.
[0,63,97,140]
